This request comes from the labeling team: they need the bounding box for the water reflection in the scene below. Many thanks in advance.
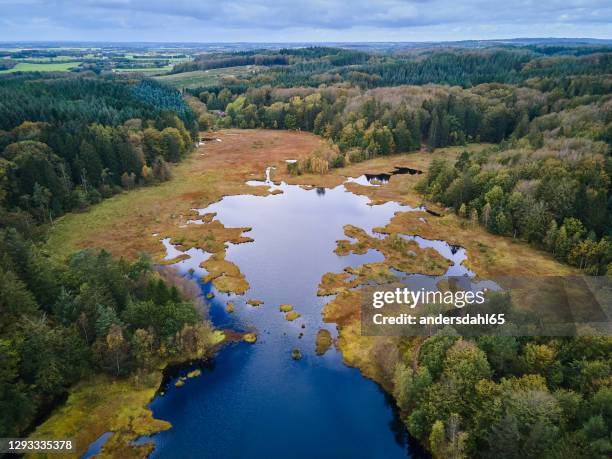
[347,166,424,187]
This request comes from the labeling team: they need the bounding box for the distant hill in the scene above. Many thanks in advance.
[0,38,611,53]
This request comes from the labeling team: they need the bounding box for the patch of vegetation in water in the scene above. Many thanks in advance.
[243,333,257,343]
[285,311,301,321]
[336,224,451,276]
[202,252,250,295]
[317,271,359,296]
[159,253,191,265]
[26,374,170,458]
[163,220,254,260]
[315,329,333,356]
[187,369,202,378]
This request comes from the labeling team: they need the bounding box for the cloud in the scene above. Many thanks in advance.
[0,0,610,41]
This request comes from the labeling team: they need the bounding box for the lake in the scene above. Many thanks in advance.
[117,168,474,458]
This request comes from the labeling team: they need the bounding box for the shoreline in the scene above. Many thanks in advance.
[26,328,237,459]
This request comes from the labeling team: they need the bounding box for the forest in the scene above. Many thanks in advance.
[0,75,197,233]
[188,48,611,276]
[0,72,216,438]
[0,242,217,437]
[183,46,611,457]
[0,43,610,457]
[183,46,611,91]
[390,321,612,458]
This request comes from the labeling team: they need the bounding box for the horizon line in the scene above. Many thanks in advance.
[1,37,611,46]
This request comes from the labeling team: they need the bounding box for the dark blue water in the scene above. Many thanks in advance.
[145,345,411,459]
[108,167,489,459]
[136,170,423,458]
[86,168,488,457]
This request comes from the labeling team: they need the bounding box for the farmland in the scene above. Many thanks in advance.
[0,61,82,73]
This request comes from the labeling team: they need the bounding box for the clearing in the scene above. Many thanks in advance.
[155,66,262,89]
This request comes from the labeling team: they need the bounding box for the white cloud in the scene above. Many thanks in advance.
[0,0,610,41]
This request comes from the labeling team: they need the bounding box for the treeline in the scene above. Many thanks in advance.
[182,47,612,93]
[385,311,612,458]
[524,44,612,56]
[0,75,197,228]
[413,78,611,275]
[198,72,609,172]
[172,47,372,76]
[0,59,16,71]
[172,53,289,74]
[345,50,531,87]
[346,51,612,88]
[0,234,217,437]
[418,142,611,274]
[209,83,521,159]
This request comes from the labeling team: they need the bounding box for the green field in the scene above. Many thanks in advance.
[155,65,261,89]
[0,61,81,73]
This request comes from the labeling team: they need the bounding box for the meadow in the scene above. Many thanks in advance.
[0,61,82,73]
[155,65,261,89]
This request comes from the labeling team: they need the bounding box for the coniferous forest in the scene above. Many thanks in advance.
[0,73,212,436]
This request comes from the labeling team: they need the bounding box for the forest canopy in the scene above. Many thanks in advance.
[189,47,611,275]
[0,74,211,438]
[0,74,198,230]
[0,43,610,456]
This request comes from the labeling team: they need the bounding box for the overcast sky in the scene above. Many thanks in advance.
[0,0,610,42]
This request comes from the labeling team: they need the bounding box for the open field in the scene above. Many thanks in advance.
[106,54,192,74]
[0,61,81,73]
[155,65,261,89]
[113,65,175,74]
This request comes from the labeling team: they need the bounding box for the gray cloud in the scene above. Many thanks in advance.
[0,0,610,41]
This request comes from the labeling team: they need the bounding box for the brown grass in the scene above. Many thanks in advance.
[201,252,250,294]
[315,329,333,356]
[47,129,330,261]
[26,373,168,459]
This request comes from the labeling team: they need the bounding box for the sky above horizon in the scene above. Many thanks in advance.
[0,0,610,43]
